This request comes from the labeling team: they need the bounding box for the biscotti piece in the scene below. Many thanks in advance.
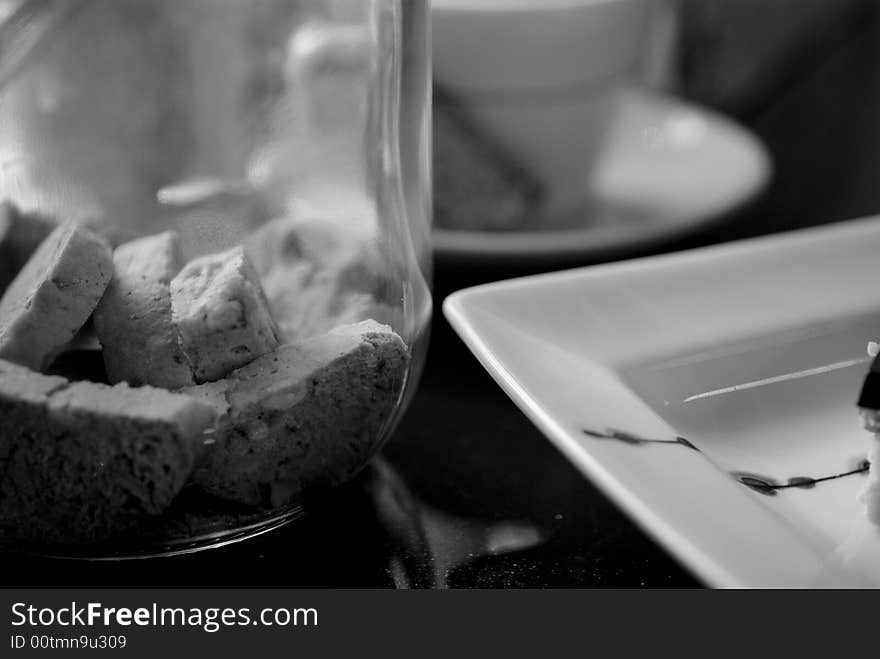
[0,202,127,294]
[93,231,194,388]
[171,246,279,383]
[0,359,216,545]
[2,203,57,273]
[0,202,58,294]
[189,320,409,507]
[0,360,68,479]
[245,215,398,341]
[245,214,381,282]
[0,201,57,288]
[0,220,112,371]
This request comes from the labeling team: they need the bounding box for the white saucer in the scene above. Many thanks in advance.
[433,87,772,266]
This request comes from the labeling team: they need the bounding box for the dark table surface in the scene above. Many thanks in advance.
[6,3,880,589]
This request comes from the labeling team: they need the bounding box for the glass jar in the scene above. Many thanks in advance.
[0,0,431,556]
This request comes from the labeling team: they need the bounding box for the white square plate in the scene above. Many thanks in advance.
[443,217,880,587]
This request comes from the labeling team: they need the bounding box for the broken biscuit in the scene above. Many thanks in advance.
[93,231,194,388]
[0,220,112,371]
[188,320,409,507]
[0,359,216,545]
[170,246,279,383]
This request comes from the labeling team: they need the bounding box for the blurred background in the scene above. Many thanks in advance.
[432,0,880,282]
[676,0,880,241]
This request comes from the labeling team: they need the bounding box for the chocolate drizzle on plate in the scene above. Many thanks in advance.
[581,427,870,496]
[582,428,697,450]
[732,462,870,497]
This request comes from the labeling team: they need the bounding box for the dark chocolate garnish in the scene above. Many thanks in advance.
[857,354,880,409]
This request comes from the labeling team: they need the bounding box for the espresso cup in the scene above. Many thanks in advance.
[432,0,657,223]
